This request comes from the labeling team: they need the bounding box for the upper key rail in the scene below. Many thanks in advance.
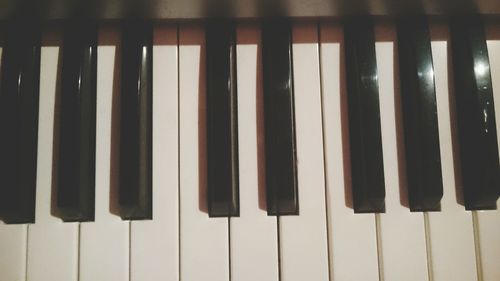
[1,0,500,20]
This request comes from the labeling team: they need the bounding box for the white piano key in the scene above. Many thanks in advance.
[179,24,229,281]
[230,23,279,281]
[0,46,28,281]
[130,24,179,281]
[26,30,80,281]
[278,22,329,281]
[374,23,429,281]
[319,22,380,281]
[473,35,500,281]
[0,222,27,281]
[426,23,478,281]
[79,26,129,281]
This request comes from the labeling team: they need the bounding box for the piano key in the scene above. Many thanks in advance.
[375,22,429,281]
[118,21,153,220]
[450,17,500,210]
[179,23,229,281]
[57,21,97,222]
[397,17,443,211]
[79,26,129,281]
[278,21,329,281]
[0,22,40,224]
[425,22,478,281]
[130,24,179,281]
[261,19,299,215]
[344,17,386,213]
[472,29,500,281]
[26,28,79,281]
[0,44,29,281]
[319,22,379,281]
[205,20,239,217]
[230,23,279,281]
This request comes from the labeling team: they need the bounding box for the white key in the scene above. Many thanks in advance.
[374,23,429,281]
[130,24,179,281]
[79,26,129,281]
[230,23,279,281]
[426,23,478,281]
[0,222,27,281]
[26,30,80,281]
[0,46,29,281]
[279,22,329,281]
[473,28,500,281]
[179,24,229,281]
[319,22,379,281]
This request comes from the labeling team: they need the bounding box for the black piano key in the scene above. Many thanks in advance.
[205,20,239,217]
[450,17,500,210]
[118,22,153,220]
[0,22,41,224]
[397,17,443,212]
[344,18,386,213]
[262,19,299,216]
[56,22,97,222]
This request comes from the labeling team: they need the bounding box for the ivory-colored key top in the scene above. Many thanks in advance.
[230,23,279,281]
[320,22,379,281]
[279,22,329,281]
[79,26,129,281]
[130,24,180,281]
[179,24,229,281]
[26,29,79,281]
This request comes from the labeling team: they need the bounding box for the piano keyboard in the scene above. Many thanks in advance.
[0,19,499,281]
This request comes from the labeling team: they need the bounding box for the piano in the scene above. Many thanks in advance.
[0,0,499,280]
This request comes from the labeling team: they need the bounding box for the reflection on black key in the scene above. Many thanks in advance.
[344,18,385,213]
[0,22,41,224]
[56,22,97,222]
[206,20,239,217]
[118,22,153,220]
[450,17,500,210]
[397,17,443,212]
[262,19,299,216]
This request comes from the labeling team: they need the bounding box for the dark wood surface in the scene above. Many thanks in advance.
[0,0,499,20]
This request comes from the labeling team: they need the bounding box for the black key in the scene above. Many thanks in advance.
[397,17,443,212]
[262,19,299,216]
[118,22,153,220]
[0,22,41,224]
[450,16,500,210]
[205,20,239,217]
[344,18,385,213]
[56,22,97,222]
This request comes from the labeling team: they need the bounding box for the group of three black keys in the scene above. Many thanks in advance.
[0,16,498,224]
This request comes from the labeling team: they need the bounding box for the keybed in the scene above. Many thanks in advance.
[0,19,499,281]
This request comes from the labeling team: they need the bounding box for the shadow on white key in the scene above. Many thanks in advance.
[375,22,429,281]
[278,22,329,281]
[473,23,500,281]
[0,46,29,281]
[426,23,478,281]
[26,29,80,281]
[319,22,379,281]
[130,24,179,281]
[79,26,129,281]
[230,23,279,281]
[179,24,229,281]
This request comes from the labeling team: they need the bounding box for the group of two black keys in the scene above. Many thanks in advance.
[0,16,499,225]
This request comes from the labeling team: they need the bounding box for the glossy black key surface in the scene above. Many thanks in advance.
[450,17,500,210]
[206,20,239,217]
[262,19,299,216]
[0,22,41,224]
[344,18,385,213]
[118,22,153,220]
[397,17,443,212]
[56,22,97,222]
